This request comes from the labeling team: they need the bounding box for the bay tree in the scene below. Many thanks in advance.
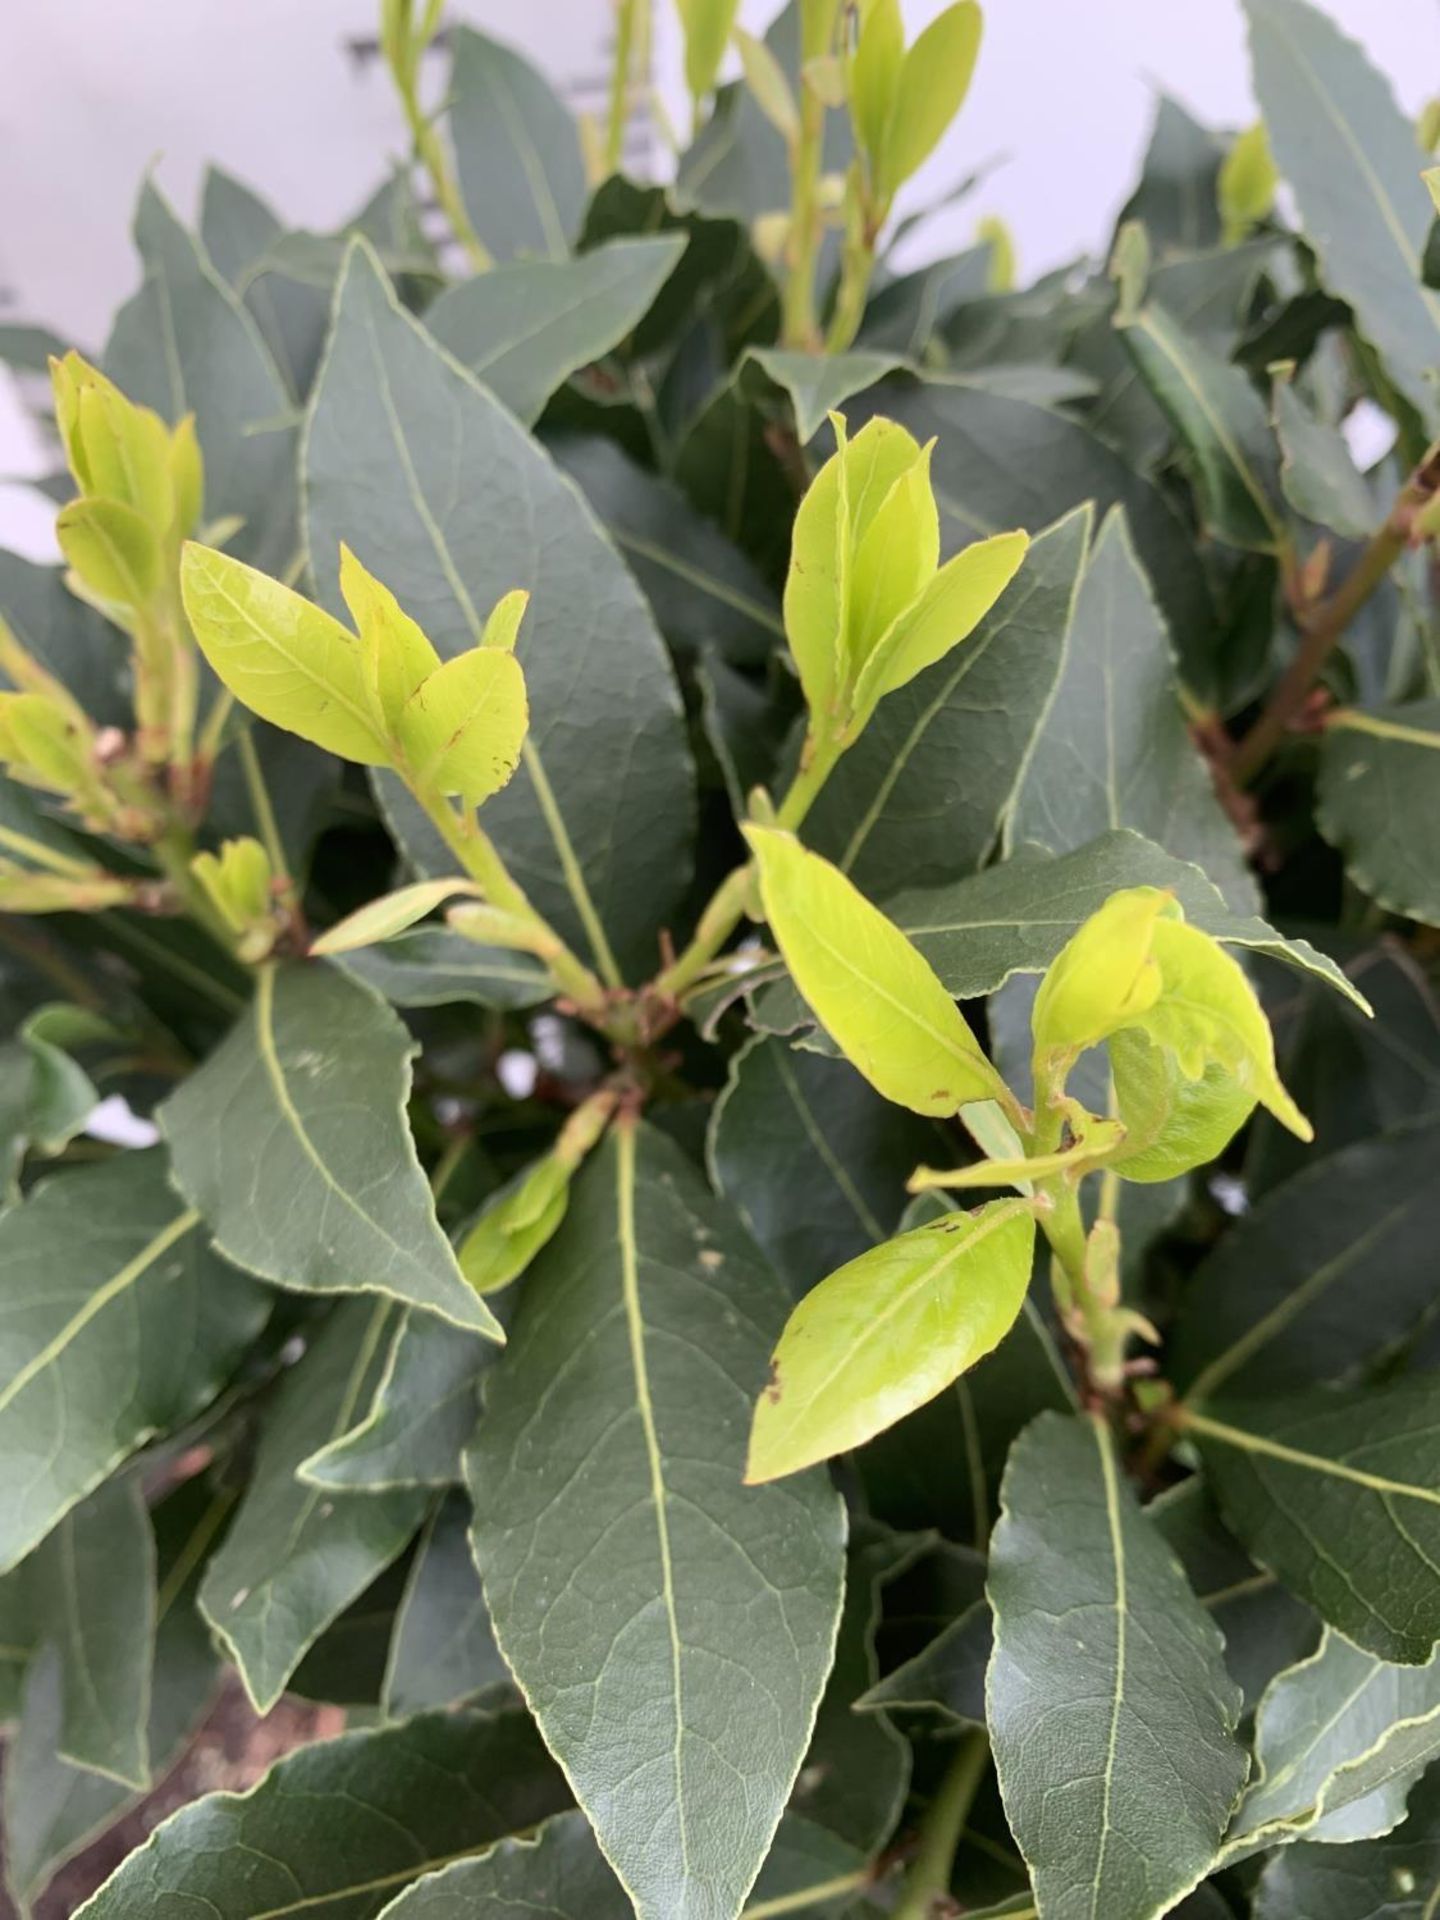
[0,0,1438,1915]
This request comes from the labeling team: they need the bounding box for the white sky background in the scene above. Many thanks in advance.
[1,0,1437,553]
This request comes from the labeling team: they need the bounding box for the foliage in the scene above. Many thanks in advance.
[0,1,1439,1915]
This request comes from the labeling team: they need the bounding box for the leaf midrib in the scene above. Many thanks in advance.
[1184,1408,1440,1505]
[614,1121,693,1879]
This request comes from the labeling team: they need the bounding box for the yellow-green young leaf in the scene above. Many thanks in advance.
[1031,886,1175,1068]
[338,543,441,735]
[1108,1030,1256,1183]
[677,0,742,99]
[480,588,529,654]
[56,497,163,609]
[783,415,928,727]
[0,694,93,794]
[397,647,528,808]
[192,836,274,934]
[1131,916,1311,1140]
[50,353,173,528]
[850,0,904,176]
[168,415,205,541]
[851,527,1029,716]
[784,414,850,722]
[734,27,800,143]
[745,825,1004,1116]
[180,543,391,764]
[978,212,1016,290]
[844,442,939,682]
[879,0,982,197]
[799,0,843,60]
[75,382,174,528]
[1219,122,1278,243]
[459,1158,571,1295]
[745,1198,1036,1482]
[309,878,485,957]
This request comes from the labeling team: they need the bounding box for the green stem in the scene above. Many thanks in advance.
[652,861,755,1001]
[652,726,844,1003]
[605,0,646,175]
[1232,441,1440,785]
[775,729,843,832]
[385,10,491,272]
[782,83,827,349]
[741,1872,872,1918]
[826,172,883,353]
[415,788,609,1019]
[893,1729,990,1920]
[237,729,287,882]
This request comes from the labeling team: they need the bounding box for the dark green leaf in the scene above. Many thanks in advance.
[856,1600,991,1727]
[0,1011,97,1202]
[1247,941,1440,1198]
[552,435,781,670]
[105,183,296,573]
[28,1474,154,1788]
[988,1413,1245,1919]
[449,26,585,263]
[748,1527,913,1913]
[696,653,797,815]
[0,1150,269,1574]
[800,505,1088,896]
[338,926,549,1012]
[1274,378,1374,537]
[425,238,686,425]
[0,321,69,373]
[74,1706,570,1919]
[200,166,332,400]
[373,1810,627,1919]
[578,177,778,361]
[287,1554,412,1709]
[1149,1479,1318,1711]
[1174,1117,1440,1398]
[301,1307,490,1493]
[303,242,694,979]
[1243,0,1440,427]
[1119,304,1285,550]
[198,1299,429,1712]
[1009,505,1257,909]
[709,1036,942,1297]
[1117,96,1224,256]
[1228,1629,1440,1851]
[4,1476,225,1910]
[383,1492,509,1717]
[672,376,795,579]
[1252,1765,1440,1917]
[1188,1374,1440,1664]
[1074,241,1277,472]
[1317,703,1440,926]
[858,245,993,357]
[162,962,501,1337]
[468,1121,845,1920]
[744,348,906,443]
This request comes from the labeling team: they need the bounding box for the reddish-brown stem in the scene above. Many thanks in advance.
[1231,441,1440,786]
